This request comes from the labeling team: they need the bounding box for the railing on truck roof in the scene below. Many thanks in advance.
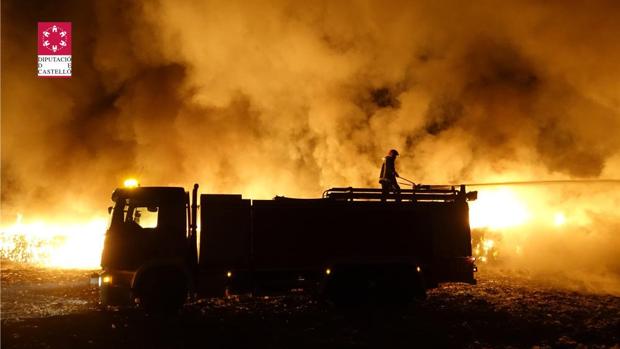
[322,185,477,202]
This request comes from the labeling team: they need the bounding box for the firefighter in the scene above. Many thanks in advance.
[379,149,401,201]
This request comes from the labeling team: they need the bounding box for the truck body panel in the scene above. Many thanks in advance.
[199,194,251,270]
[250,200,433,269]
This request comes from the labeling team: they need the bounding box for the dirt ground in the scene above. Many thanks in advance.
[1,263,619,349]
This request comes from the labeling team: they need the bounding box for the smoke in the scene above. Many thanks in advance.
[2,0,620,291]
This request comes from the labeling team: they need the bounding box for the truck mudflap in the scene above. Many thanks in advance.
[432,257,477,285]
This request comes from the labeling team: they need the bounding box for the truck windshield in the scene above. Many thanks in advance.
[125,205,159,229]
[111,199,159,229]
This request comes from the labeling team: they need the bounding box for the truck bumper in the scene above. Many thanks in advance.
[96,270,136,306]
[101,284,133,306]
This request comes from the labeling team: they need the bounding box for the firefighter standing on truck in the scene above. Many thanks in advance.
[379,149,401,201]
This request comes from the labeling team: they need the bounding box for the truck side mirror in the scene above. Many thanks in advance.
[108,206,113,215]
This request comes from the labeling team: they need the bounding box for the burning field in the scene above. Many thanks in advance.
[2,182,620,347]
[2,263,619,348]
[3,183,620,347]
[3,182,620,294]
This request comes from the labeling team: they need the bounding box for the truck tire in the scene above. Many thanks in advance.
[135,267,188,315]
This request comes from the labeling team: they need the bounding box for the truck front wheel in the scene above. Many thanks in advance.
[135,267,188,315]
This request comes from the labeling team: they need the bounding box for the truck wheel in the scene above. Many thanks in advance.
[136,268,188,315]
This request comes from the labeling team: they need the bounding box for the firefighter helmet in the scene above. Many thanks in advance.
[388,149,399,157]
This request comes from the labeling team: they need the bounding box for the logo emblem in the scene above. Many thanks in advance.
[37,22,72,78]
[41,24,70,53]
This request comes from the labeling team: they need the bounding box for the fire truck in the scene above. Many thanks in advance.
[98,184,478,311]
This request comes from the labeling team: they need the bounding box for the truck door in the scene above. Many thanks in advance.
[102,197,186,270]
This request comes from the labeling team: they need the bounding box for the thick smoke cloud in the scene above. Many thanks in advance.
[2,1,619,291]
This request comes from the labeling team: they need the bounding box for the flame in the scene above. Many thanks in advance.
[554,212,566,226]
[469,188,531,230]
[466,184,619,265]
[0,214,106,269]
[468,187,577,263]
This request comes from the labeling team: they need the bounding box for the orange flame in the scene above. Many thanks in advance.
[0,214,106,269]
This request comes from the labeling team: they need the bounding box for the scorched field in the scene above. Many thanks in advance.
[1,261,619,349]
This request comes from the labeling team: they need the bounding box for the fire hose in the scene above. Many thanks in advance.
[462,179,620,187]
[397,176,416,188]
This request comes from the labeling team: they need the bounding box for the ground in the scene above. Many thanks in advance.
[1,262,619,349]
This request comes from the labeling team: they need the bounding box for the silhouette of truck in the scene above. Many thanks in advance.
[98,184,478,311]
